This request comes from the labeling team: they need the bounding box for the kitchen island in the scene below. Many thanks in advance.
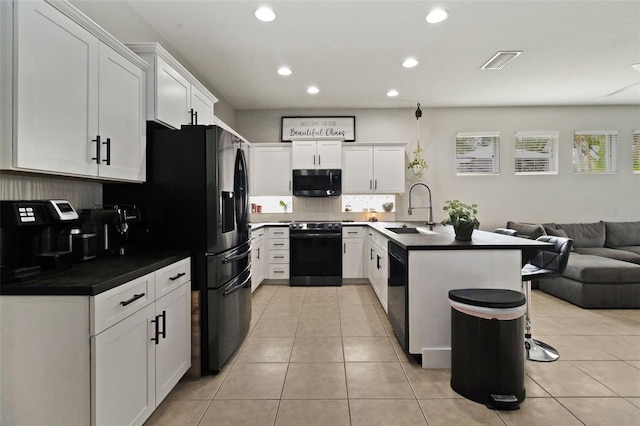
[367,223,548,368]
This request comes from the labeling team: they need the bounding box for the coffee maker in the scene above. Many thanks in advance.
[80,204,142,256]
[0,200,80,282]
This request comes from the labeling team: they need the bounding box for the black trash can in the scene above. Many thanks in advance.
[449,288,526,410]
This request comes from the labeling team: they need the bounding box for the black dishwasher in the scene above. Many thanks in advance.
[388,242,409,352]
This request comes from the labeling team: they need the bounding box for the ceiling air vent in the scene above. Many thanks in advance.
[481,51,522,70]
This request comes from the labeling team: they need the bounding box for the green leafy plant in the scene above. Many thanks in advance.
[407,145,428,178]
[279,200,289,211]
[441,199,479,228]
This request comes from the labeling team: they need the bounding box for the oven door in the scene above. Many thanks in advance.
[290,232,342,286]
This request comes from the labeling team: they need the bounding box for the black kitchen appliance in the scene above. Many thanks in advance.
[79,205,141,256]
[104,125,251,374]
[289,222,342,286]
[0,200,79,282]
[388,241,409,352]
[292,169,341,197]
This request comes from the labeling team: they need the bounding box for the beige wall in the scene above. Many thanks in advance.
[237,105,640,230]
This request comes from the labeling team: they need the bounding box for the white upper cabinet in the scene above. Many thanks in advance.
[127,43,218,129]
[97,42,146,181]
[292,140,342,169]
[5,0,148,182]
[250,145,291,195]
[343,145,406,194]
[190,85,215,125]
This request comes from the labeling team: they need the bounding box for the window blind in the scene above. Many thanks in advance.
[634,130,640,173]
[515,131,559,174]
[455,132,500,175]
[573,131,618,174]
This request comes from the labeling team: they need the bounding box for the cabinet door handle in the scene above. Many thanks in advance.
[377,255,381,270]
[92,135,101,164]
[369,179,372,190]
[344,242,346,254]
[289,180,292,191]
[194,111,198,125]
[160,310,166,340]
[318,155,321,166]
[273,243,285,246]
[347,231,358,235]
[374,179,377,190]
[102,138,111,165]
[313,154,316,166]
[189,108,195,125]
[120,292,145,306]
[370,248,374,260]
[257,247,260,259]
[169,272,186,281]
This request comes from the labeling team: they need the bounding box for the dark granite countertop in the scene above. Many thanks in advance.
[0,250,191,296]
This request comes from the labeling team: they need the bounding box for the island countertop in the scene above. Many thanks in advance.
[367,223,550,251]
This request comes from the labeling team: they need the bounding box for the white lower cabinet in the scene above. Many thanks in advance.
[0,258,191,426]
[343,226,365,279]
[251,228,266,291]
[367,230,388,312]
[267,227,290,279]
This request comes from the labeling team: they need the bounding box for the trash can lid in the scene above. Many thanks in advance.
[448,289,525,309]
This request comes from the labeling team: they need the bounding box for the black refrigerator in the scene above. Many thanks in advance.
[104,125,251,374]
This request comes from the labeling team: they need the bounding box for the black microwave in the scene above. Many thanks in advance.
[292,169,341,197]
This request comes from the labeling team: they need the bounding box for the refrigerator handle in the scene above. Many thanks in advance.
[223,271,252,297]
[222,247,251,264]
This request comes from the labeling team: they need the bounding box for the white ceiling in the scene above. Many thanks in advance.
[75,0,640,110]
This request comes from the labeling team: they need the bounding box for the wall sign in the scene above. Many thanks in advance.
[281,116,356,142]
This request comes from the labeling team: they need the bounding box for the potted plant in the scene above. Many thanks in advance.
[407,144,428,179]
[442,199,479,241]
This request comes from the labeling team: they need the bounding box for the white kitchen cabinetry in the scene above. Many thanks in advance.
[126,43,217,129]
[367,230,388,312]
[251,227,266,291]
[250,145,292,195]
[342,145,406,194]
[292,140,342,169]
[4,0,147,181]
[343,226,365,279]
[0,258,191,426]
[267,227,290,280]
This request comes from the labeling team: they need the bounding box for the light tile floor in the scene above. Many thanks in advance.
[146,285,640,426]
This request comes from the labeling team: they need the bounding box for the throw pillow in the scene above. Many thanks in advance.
[506,221,545,239]
[604,221,640,247]
[556,222,605,248]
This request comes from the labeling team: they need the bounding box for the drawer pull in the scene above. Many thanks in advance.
[169,272,186,281]
[273,243,285,246]
[274,270,285,274]
[120,293,145,306]
[274,255,285,259]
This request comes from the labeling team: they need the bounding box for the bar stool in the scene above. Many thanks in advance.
[521,236,573,362]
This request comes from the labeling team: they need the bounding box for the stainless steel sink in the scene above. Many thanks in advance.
[385,227,437,235]
[386,227,420,234]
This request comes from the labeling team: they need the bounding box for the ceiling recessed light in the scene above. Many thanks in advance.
[402,58,419,68]
[387,90,399,97]
[254,7,275,22]
[277,67,292,76]
[307,86,319,94]
[426,9,448,24]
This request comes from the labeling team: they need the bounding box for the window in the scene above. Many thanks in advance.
[573,131,618,174]
[634,130,640,174]
[455,132,500,175]
[515,131,559,174]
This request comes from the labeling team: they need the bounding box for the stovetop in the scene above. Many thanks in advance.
[289,222,342,231]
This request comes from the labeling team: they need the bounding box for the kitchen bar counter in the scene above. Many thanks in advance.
[0,250,190,296]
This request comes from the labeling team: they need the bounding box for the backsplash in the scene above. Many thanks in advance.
[0,173,102,210]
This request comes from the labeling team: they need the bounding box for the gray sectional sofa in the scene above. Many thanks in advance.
[506,221,640,309]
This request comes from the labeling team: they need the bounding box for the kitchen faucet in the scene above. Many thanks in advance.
[408,182,436,230]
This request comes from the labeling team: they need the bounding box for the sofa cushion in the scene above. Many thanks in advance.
[604,221,640,247]
[562,253,640,283]
[574,247,640,265]
[544,226,569,238]
[615,246,640,255]
[556,222,605,248]
[506,221,546,239]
